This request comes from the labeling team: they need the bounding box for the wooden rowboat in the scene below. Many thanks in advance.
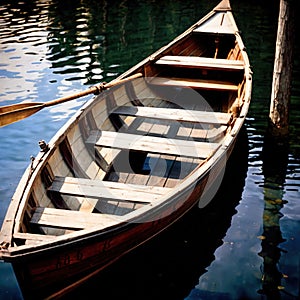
[0,0,252,298]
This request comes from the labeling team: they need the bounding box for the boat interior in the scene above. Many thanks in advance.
[14,31,246,242]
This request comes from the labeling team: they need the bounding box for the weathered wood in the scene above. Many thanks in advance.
[156,56,244,70]
[112,106,231,125]
[59,138,89,179]
[49,176,171,203]
[87,131,219,159]
[206,125,227,140]
[79,198,99,213]
[31,207,122,230]
[269,0,294,136]
[148,77,238,91]
[13,232,56,241]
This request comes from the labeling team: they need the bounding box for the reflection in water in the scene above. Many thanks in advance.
[0,0,89,121]
[46,0,108,83]
[0,1,50,103]
[259,133,289,299]
[64,128,249,299]
[0,0,209,119]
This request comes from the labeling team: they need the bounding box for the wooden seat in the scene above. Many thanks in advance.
[13,232,56,242]
[112,106,231,125]
[156,56,244,71]
[30,207,122,230]
[48,176,171,203]
[205,125,227,140]
[86,131,219,159]
[148,77,238,91]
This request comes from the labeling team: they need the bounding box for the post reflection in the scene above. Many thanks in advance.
[259,132,289,299]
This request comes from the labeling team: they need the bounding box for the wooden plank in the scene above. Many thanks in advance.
[30,207,122,230]
[87,131,219,159]
[49,176,171,203]
[147,120,193,187]
[79,198,98,213]
[148,77,238,91]
[164,157,199,188]
[112,106,231,125]
[146,154,175,187]
[13,232,56,241]
[206,125,227,140]
[156,56,244,70]
[124,102,174,189]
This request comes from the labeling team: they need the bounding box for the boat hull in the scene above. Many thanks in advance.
[0,0,252,298]
[12,139,233,299]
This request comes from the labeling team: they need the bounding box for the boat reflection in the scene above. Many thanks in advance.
[64,126,249,300]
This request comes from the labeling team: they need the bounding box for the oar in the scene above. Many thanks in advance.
[0,73,142,128]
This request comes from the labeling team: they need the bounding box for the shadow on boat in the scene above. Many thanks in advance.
[63,126,249,300]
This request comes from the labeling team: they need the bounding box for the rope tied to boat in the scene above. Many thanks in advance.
[92,82,108,95]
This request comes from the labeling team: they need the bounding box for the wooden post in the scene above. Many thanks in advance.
[269,0,294,137]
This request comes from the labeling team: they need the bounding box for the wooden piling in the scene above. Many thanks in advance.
[269,0,294,137]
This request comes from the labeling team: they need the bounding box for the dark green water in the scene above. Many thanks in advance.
[0,0,299,299]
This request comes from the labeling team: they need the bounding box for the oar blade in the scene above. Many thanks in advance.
[0,105,43,127]
[0,102,44,114]
[0,73,143,127]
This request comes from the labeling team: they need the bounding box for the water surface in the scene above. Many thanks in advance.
[0,0,300,299]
